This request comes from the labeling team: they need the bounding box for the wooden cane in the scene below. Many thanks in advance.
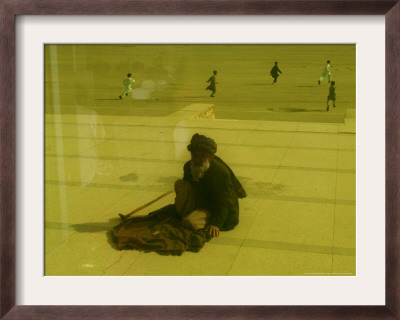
[118,190,174,221]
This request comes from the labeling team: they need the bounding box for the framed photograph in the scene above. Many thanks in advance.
[1,1,399,319]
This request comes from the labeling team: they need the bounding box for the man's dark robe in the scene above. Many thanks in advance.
[206,75,216,92]
[183,155,246,231]
[270,65,282,78]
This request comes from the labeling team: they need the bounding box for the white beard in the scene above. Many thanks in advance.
[190,159,210,182]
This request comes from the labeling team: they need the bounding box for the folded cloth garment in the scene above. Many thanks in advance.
[112,205,211,256]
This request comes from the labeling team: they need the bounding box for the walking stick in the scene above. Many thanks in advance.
[118,190,174,221]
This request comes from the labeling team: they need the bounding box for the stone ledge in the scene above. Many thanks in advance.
[340,109,356,134]
[169,103,215,120]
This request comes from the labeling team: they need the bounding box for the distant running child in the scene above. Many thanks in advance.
[119,73,135,99]
[318,60,331,85]
[270,61,282,84]
[326,81,336,111]
[206,70,217,97]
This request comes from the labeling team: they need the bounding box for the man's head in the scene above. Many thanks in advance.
[187,134,217,180]
[127,73,132,77]
[331,81,335,86]
[187,134,217,157]
[275,61,278,65]
[213,70,217,75]
[327,60,330,64]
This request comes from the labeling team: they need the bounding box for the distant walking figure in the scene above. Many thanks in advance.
[318,60,331,85]
[119,73,135,99]
[270,62,282,84]
[326,81,336,111]
[206,70,217,97]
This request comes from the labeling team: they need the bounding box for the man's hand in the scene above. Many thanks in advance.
[206,225,220,237]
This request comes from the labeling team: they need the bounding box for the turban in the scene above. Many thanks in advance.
[187,133,217,155]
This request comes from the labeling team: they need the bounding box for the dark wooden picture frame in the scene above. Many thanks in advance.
[1,1,399,319]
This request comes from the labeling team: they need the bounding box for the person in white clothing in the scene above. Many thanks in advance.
[119,73,135,99]
[318,60,331,85]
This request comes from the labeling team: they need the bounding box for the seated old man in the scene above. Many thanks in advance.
[112,133,246,254]
[175,133,246,237]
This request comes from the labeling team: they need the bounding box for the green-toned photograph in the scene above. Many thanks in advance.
[45,44,355,276]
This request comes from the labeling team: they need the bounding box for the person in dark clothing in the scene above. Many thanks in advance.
[206,70,217,97]
[111,133,247,254]
[175,133,246,237]
[326,81,336,111]
[270,62,282,84]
